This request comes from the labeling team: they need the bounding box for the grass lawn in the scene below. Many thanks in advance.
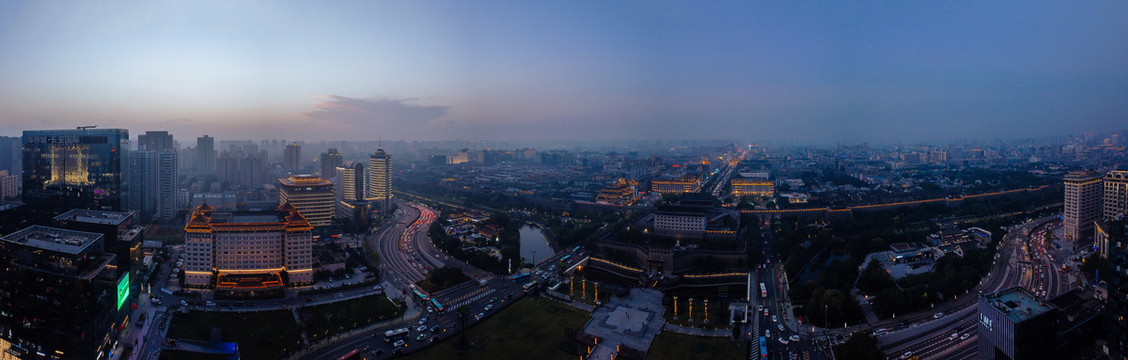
[409,297,591,360]
[167,310,302,360]
[646,332,747,360]
[299,294,404,341]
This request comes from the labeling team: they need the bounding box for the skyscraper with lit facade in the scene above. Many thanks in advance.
[22,128,130,213]
[1064,170,1104,242]
[367,147,391,210]
[278,174,335,228]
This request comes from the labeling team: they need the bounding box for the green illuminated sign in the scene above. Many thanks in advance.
[117,273,130,310]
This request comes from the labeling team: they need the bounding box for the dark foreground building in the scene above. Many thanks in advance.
[0,225,131,360]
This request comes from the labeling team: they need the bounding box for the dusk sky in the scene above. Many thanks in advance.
[0,1,1125,144]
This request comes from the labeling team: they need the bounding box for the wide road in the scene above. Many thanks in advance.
[875,215,1066,359]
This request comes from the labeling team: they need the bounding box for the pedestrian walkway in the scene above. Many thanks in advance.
[662,323,731,337]
[447,287,494,309]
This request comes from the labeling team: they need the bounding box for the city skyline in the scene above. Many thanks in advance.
[1,1,1126,144]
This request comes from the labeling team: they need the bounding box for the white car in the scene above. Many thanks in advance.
[777,324,784,331]
[778,337,788,345]
[416,325,427,332]
[419,317,428,325]
[484,304,494,311]
[765,330,770,338]
[933,312,944,319]
[789,335,800,342]
[772,315,778,323]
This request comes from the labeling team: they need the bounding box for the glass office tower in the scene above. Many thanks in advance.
[22,128,130,212]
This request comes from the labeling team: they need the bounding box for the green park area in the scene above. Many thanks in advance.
[166,310,303,360]
[646,332,747,360]
[409,297,591,360]
[298,294,404,340]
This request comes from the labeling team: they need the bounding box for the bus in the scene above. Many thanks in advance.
[760,283,768,298]
[338,349,360,360]
[571,246,581,253]
[759,337,767,358]
[430,298,444,312]
[523,280,538,291]
[512,272,531,282]
[413,288,429,302]
[384,328,409,342]
[560,254,572,263]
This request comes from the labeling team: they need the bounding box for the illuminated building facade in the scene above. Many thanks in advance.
[367,147,392,210]
[0,225,129,360]
[1064,170,1104,241]
[183,203,314,287]
[730,177,774,197]
[595,178,637,206]
[1096,218,1128,359]
[278,174,335,228]
[0,169,17,199]
[22,128,130,212]
[1106,170,1128,221]
[651,175,701,194]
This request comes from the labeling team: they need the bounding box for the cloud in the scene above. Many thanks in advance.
[299,96,449,139]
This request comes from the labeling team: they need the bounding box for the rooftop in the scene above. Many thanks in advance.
[580,288,666,359]
[277,174,333,187]
[1,225,104,255]
[983,287,1054,324]
[54,209,133,225]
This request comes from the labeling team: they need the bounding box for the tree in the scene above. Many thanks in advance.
[856,259,895,294]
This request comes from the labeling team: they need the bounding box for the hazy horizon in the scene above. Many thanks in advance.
[1,1,1125,144]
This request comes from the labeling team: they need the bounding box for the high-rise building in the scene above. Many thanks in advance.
[1064,170,1104,241]
[337,162,365,202]
[216,151,267,189]
[196,135,215,174]
[320,148,343,179]
[137,130,173,152]
[1096,218,1128,359]
[22,128,130,212]
[1105,170,1128,221]
[367,147,392,209]
[0,169,18,199]
[53,209,145,290]
[0,136,21,175]
[129,150,180,221]
[977,286,1058,360]
[284,142,302,173]
[0,225,132,360]
[157,151,179,221]
[128,151,158,216]
[278,174,335,227]
[183,203,314,287]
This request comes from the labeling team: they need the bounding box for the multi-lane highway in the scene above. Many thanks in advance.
[874,215,1071,360]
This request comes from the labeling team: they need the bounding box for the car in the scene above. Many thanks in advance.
[419,317,428,325]
[933,312,944,319]
[393,339,406,347]
[789,335,801,342]
[949,333,959,341]
[763,309,769,316]
[484,304,494,311]
[416,333,429,341]
[960,333,970,340]
[777,324,784,331]
[429,325,439,332]
[205,301,216,307]
[772,315,778,322]
[901,351,913,359]
[417,325,428,332]
[765,330,770,338]
[778,337,788,345]
[427,307,433,314]
[757,305,763,312]
[873,328,887,336]
[475,312,484,320]
[180,300,188,306]
[490,297,498,303]
[151,298,162,305]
